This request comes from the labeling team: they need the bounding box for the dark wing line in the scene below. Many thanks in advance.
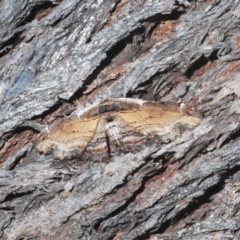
[78,116,102,159]
[116,113,144,135]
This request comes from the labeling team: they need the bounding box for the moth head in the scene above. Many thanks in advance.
[98,99,119,115]
[102,111,118,122]
[106,117,114,123]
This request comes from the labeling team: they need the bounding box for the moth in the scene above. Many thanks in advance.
[36,98,201,161]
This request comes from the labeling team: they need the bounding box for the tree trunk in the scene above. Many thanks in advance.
[1,0,240,239]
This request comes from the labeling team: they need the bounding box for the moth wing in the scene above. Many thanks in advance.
[36,114,99,160]
[118,101,201,141]
[110,115,147,146]
[83,115,147,160]
[81,117,108,161]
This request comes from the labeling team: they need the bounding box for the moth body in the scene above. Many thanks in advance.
[36,98,201,161]
[105,120,121,147]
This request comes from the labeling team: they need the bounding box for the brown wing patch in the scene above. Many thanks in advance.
[81,117,108,161]
[118,101,201,141]
[36,113,99,160]
[105,115,147,154]
[82,115,147,161]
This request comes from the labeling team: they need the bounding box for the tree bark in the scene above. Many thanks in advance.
[1,0,240,239]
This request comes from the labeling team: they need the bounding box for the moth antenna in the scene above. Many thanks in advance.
[73,99,80,105]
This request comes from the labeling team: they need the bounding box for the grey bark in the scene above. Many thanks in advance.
[1,0,240,239]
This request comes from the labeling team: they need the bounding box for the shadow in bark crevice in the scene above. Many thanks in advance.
[30,101,62,121]
[17,2,55,28]
[0,31,25,58]
[69,28,147,100]
[217,125,240,150]
[140,10,184,24]
[126,70,169,100]
[185,50,219,78]
[3,189,35,203]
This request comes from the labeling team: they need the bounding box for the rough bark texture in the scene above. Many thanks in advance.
[1,0,240,239]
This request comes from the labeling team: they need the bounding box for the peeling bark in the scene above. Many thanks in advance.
[1,0,240,239]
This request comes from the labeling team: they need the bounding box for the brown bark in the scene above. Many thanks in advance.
[1,0,240,239]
